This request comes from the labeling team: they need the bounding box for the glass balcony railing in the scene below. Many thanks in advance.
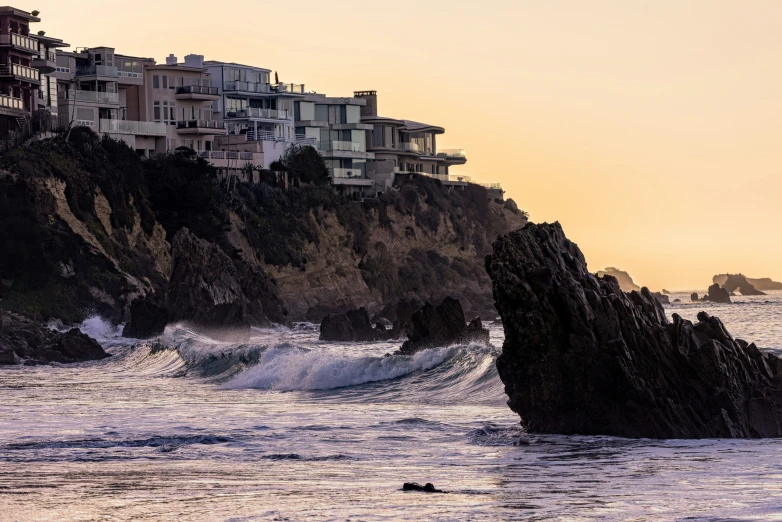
[0,93,24,110]
[76,65,118,77]
[319,140,366,153]
[0,33,38,52]
[176,120,225,131]
[398,142,421,152]
[272,83,305,94]
[176,85,219,96]
[223,81,271,94]
[99,119,167,136]
[437,148,466,159]
[68,90,119,104]
[229,107,289,120]
[0,63,40,81]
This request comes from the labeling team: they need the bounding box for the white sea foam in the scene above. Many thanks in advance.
[222,344,458,391]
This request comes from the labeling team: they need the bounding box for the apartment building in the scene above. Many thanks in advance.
[0,7,66,140]
[124,54,224,158]
[294,93,375,198]
[55,46,169,154]
[353,91,468,193]
[205,60,313,169]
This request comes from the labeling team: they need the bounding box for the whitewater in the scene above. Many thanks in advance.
[3,293,782,520]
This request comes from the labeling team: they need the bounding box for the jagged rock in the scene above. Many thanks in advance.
[372,297,424,337]
[0,311,109,365]
[705,283,731,304]
[713,274,765,296]
[320,308,390,342]
[662,289,671,294]
[487,222,782,439]
[123,294,169,339]
[653,292,670,305]
[165,228,287,339]
[691,292,700,302]
[399,297,489,355]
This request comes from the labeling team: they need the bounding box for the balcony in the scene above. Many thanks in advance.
[332,168,366,179]
[31,50,57,73]
[176,119,226,135]
[480,182,503,191]
[175,85,220,100]
[0,63,41,83]
[319,140,366,153]
[228,107,289,120]
[398,142,421,153]
[0,93,24,113]
[117,70,142,80]
[223,81,271,94]
[271,83,305,95]
[437,148,467,164]
[100,119,167,136]
[244,130,317,147]
[0,33,38,53]
[75,65,118,78]
[67,90,119,104]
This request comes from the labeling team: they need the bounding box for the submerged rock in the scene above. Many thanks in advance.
[0,311,109,365]
[486,222,782,439]
[403,482,443,493]
[399,297,489,355]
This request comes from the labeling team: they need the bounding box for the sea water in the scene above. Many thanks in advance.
[2,293,782,521]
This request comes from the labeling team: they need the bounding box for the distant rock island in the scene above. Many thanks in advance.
[713,274,766,296]
[595,267,640,292]
[747,278,782,291]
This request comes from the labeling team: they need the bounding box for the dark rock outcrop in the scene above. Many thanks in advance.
[487,222,782,439]
[403,483,443,493]
[747,277,782,291]
[704,283,731,304]
[595,267,641,292]
[652,292,670,305]
[713,274,765,296]
[691,292,699,302]
[0,311,109,365]
[372,297,425,337]
[399,297,489,355]
[320,308,391,342]
[123,294,169,339]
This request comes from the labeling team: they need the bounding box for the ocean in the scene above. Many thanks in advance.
[2,292,782,521]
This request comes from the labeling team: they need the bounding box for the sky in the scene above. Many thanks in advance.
[28,0,782,290]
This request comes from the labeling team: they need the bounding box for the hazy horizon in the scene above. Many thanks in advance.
[29,0,782,290]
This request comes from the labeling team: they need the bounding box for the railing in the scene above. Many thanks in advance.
[76,65,118,77]
[36,50,56,62]
[99,119,167,136]
[437,149,466,159]
[0,93,24,110]
[398,142,421,152]
[195,150,259,162]
[68,90,119,104]
[176,120,225,130]
[272,83,305,94]
[176,85,219,96]
[332,168,365,179]
[229,107,289,120]
[319,140,366,153]
[0,33,38,52]
[0,64,40,81]
[480,183,503,190]
[76,119,96,128]
[117,70,143,79]
[244,130,316,147]
[223,81,271,94]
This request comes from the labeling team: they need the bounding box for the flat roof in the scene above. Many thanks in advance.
[36,34,69,48]
[402,119,445,134]
[204,60,271,73]
[0,6,40,22]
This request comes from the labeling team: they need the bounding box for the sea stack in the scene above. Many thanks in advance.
[486,222,782,439]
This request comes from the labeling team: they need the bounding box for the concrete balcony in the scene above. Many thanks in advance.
[244,130,316,147]
[0,33,38,53]
[75,65,118,78]
[0,93,25,115]
[175,85,220,101]
[176,119,226,135]
[228,107,289,120]
[437,148,467,165]
[31,51,57,74]
[0,63,40,83]
[100,119,167,137]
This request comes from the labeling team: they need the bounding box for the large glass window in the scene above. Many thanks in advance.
[315,104,328,122]
[153,75,159,89]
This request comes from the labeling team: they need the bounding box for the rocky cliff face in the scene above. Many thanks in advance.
[487,222,782,439]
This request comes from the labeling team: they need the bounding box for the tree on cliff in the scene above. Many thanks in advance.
[279,145,330,186]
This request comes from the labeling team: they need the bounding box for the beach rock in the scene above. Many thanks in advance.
[166,228,287,339]
[705,283,731,304]
[320,308,389,342]
[403,482,443,493]
[123,294,169,339]
[0,311,109,365]
[399,297,489,355]
[486,222,782,439]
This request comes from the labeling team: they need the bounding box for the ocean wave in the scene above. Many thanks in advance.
[222,344,459,391]
[5,434,231,451]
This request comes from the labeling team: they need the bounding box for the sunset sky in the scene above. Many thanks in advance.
[31,0,782,290]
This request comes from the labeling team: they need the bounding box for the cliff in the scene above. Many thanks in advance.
[487,222,782,439]
[595,267,641,292]
[0,130,526,330]
[748,278,782,291]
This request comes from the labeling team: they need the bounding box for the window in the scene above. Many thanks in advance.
[153,75,159,89]
[170,105,176,124]
[162,75,168,89]
[153,101,161,121]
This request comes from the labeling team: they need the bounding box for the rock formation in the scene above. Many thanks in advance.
[487,222,782,439]
[704,283,732,304]
[713,274,765,296]
[747,278,782,291]
[652,292,670,305]
[320,308,391,342]
[399,297,489,355]
[122,294,169,339]
[372,297,424,337]
[691,292,700,302]
[595,267,641,292]
[0,311,109,365]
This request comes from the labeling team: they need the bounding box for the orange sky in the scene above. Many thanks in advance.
[29,0,782,291]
